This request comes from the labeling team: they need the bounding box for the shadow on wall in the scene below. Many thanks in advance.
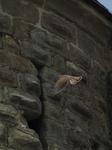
[107,71,112,140]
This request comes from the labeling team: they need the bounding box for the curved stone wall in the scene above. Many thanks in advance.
[0,0,112,149]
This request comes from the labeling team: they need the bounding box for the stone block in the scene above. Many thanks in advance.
[88,61,107,98]
[0,147,15,150]
[0,123,7,143]
[93,60,106,81]
[66,61,78,75]
[11,53,37,76]
[3,35,21,55]
[69,44,92,73]
[39,66,60,84]
[53,54,65,74]
[95,45,104,64]
[5,88,42,120]
[0,89,3,102]
[66,128,88,149]
[32,0,44,6]
[77,30,95,58]
[109,71,112,84]
[47,121,65,142]
[0,14,12,34]
[20,74,41,97]
[0,33,2,49]
[82,14,111,46]
[1,0,39,24]
[39,119,65,142]
[41,12,77,44]
[107,35,112,50]
[30,27,68,58]
[44,0,88,27]
[43,101,64,123]
[91,94,107,113]
[41,82,54,99]
[21,41,52,67]
[103,50,112,69]
[13,18,29,40]
[0,103,18,122]
[0,66,17,87]
[89,110,109,138]
[91,79,106,98]
[0,50,11,66]
[64,94,91,118]
[8,127,43,150]
[66,61,87,83]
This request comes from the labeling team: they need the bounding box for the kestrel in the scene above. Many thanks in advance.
[53,75,82,95]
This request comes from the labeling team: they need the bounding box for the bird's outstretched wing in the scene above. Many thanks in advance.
[53,75,82,95]
[53,75,70,95]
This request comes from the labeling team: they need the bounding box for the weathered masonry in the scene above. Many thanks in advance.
[0,0,112,149]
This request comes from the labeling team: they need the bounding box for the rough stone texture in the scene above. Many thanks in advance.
[77,30,95,58]
[41,12,77,44]
[3,35,21,55]
[69,44,92,73]
[0,0,112,150]
[31,0,44,6]
[21,41,52,67]
[0,50,12,66]
[0,66,17,87]
[20,74,41,97]
[43,0,112,46]
[0,14,12,34]
[30,27,68,58]
[13,18,29,40]
[44,0,88,27]
[82,13,111,46]
[0,33,2,48]
[1,0,39,24]
[53,54,66,74]
[6,88,42,120]
[108,71,112,141]
[8,127,43,150]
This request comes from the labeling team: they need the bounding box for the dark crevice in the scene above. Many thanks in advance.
[28,112,47,150]
[27,65,47,150]
[91,141,99,150]
[107,71,112,140]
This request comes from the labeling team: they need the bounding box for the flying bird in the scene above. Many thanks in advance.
[53,75,82,95]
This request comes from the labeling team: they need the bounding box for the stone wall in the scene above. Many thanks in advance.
[0,0,112,149]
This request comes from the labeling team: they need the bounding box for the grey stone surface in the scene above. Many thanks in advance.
[77,30,95,58]
[21,41,52,67]
[65,94,92,118]
[39,66,60,84]
[3,35,21,54]
[0,14,12,34]
[41,12,77,44]
[69,44,92,73]
[0,122,7,144]
[32,0,44,6]
[0,33,2,49]
[0,0,112,149]
[82,13,111,46]
[1,0,39,24]
[20,74,41,97]
[8,127,43,150]
[53,54,66,74]
[13,18,29,40]
[5,88,42,121]
[30,27,68,58]
[44,0,87,27]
